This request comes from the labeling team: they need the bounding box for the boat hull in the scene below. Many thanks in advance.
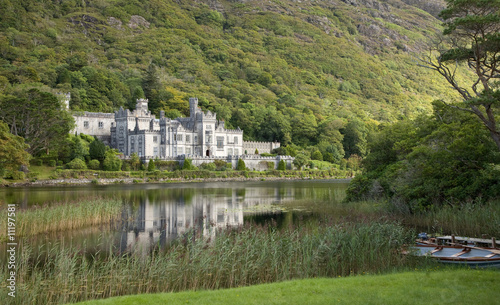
[413,245,500,268]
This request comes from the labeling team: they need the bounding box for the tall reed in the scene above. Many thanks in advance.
[400,200,500,237]
[0,198,123,239]
[0,221,417,305]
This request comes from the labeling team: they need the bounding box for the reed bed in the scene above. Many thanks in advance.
[0,198,123,239]
[400,201,500,237]
[0,221,417,305]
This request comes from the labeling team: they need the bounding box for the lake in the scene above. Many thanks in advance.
[0,179,350,256]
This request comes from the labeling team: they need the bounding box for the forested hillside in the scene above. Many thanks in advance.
[0,0,454,158]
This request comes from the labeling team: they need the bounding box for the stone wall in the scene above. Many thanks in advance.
[153,155,295,171]
[243,141,281,154]
[72,112,115,144]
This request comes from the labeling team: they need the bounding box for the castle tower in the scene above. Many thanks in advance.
[135,98,149,115]
[189,97,198,118]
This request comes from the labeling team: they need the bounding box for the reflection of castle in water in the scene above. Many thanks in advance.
[120,187,295,254]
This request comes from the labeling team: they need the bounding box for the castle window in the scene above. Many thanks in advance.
[194,136,198,143]
[177,135,182,142]
[217,136,224,149]
[84,121,89,128]
[186,135,190,143]
[234,136,238,144]
[235,149,239,155]
[178,147,183,155]
[153,136,158,143]
[154,147,158,156]
[186,147,191,155]
[98,121,104,129]
[228,148,233,155]
[131,137,135,152]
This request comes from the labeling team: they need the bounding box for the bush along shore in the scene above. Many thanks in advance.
[2,168,355,187]
[0,198,123,240]
[0,221,419,305]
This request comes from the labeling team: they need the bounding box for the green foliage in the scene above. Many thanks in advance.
[311,150,323,161]
[66,158,87,170]
[147,159,156,171]
[89,138,106,161]
[70,135,88,161]
[103,150,122,171]
[0,89,74,156]
[255,149,259,155]
[199,162,216,171]
[88,159,100,170]
[0,120,30,175]
[8,170,25,180]
[293,153,309,170]
[346,102,500,210]
[277,159,286,171]
[236,159,246,171]
[182,158,193,170]
[431,0,500,150]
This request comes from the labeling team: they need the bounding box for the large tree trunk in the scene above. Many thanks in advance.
[490,130,500,152]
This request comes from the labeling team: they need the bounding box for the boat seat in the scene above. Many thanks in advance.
[451,248,471,257]
[430,247,443,254]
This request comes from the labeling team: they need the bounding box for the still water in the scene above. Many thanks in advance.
[0,180,349,255]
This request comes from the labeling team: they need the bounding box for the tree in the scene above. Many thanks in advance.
[89,137,106,161]
[342,119,368,158]
[0,120,30,176]
[130,152,140,171]
[182,158,193,170]
[147,159,156,171]
[237,158,246,171]
[0,89,74,156]
[103,150,122,171]
[419,0,500,150]
[293,153,309,170]
[277,159,286,170]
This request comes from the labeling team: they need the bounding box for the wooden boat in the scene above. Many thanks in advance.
[413,234,500,268]
[412,244,500,268]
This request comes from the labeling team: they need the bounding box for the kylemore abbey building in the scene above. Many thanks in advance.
[71,97,292,169]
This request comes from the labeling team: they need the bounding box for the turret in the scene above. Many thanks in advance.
[189,97,199,118]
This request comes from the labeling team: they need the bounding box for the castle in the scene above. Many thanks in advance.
[72,98,281,160]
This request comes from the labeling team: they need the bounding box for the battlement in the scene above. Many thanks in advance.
[73,111,115,119]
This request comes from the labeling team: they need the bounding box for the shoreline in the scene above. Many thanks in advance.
[2,176,352,188]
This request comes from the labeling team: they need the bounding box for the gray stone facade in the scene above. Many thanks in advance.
[72,98,282,161]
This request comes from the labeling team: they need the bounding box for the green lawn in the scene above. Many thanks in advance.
[75,269,500,305]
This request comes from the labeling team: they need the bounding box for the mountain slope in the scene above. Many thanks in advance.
[0,0,455,148]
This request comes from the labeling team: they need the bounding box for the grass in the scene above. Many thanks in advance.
[74,269,500,305]
[0,221,418,305]
[0,198,123,240]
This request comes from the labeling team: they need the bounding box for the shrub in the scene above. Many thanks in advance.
[147,159,156,171]
[88,159,100,170]
[182,158,193,170]
[103,150,122,171]
[199,162,216,171]
[255,149,259,154]
[10,171,25,180]
[66,158,87,170]
[312,150,323,161]
[277,159,286,171]
[48,160,57,167]
[237,159,246,171]
[261,153,276,157]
